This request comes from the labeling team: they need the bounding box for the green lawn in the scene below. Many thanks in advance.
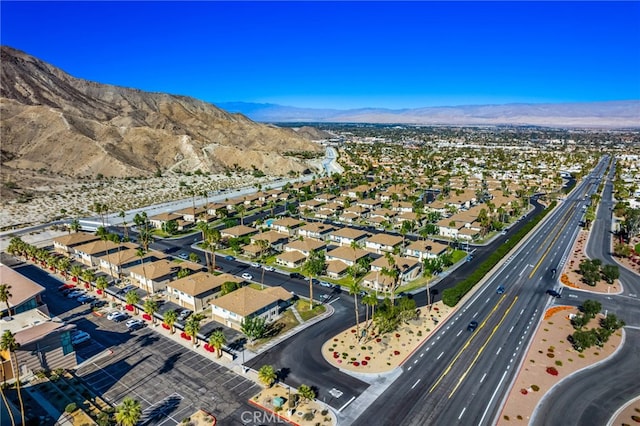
[296,300,326,321]
[246,310,300,351]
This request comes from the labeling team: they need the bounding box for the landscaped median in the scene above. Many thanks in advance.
[321,301,454,373]
[498,305,623,424]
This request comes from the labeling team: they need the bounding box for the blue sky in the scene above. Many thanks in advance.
[2,1,639,109]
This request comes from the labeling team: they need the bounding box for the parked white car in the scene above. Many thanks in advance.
[107,311,125,321]
[241,273,253,280]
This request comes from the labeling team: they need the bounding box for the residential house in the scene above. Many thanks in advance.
[268,217,305,237]
[149,212,187,230]
[0,265,45,315]
[127,258,201,295]
[53,232,100,256]
[368,254,421,285]
[210,286,293,330]
[329,227,369,247]
[324,246,371,278]
[96,244,166,280]
[249,230,290,252]
[297,223,336,241]
[283,239,327,258]
[364,233,404,254]
[405,240,449,261]
[275,250,307,268]
[220,225,258,239]
[167,272,241,312]
[174,206,208,223]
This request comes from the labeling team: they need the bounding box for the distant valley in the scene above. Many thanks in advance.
[217,100,640,128]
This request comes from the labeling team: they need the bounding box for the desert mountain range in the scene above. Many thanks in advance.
[217,100,640,128]
[0,46,323,182]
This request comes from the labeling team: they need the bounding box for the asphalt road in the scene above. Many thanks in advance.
[531,328,640,426]
[348,158,612,425]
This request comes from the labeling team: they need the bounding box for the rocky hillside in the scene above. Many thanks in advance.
[0,46,322,181]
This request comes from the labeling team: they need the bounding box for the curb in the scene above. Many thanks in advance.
[248,397,301,426]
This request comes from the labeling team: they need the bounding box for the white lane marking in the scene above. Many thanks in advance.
[509,326,514,333]
[457,330,463,337]
[496,347,502,355]
[480,373,487,383]
[479,370,509,426]
[459,407,466,420]
[338,396,356,412]
[411,379,421,389]
[437,352,444,360]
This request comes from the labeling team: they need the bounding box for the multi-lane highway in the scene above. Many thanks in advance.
[346,159,614,425]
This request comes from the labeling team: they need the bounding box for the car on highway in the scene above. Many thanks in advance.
[71,330,91,345]
[550,268,557,278]
[546,289,561,298]
[467,320,479,332]
[224,255,235,261]
[241,273,253,280]
[263,265,275,272]
[126,319,145,331]
[496,285,505,294]
[177,309,192,321]
[178,252,189,260]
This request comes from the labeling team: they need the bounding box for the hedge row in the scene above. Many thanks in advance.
[442,200,557,307]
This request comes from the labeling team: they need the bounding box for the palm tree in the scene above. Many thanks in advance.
[255,239,270,288]
[257,364,277,388]
[347,264,364,339]
[143,299,159,325]
[114,397,141,426]
[381,253,400,311]
[97,226,115,280]
[95,275,109,297]
[163,309,178,334]
[362,292,378,331]
[184,315,202,347]
[136,248,148,293]
[119,210,129,242]
[82,269,96,290]
[0,331,24,425]
[297,384,316,403]
[0,364,15,426]
[208,330,226,358]
[125,291,140,314]
[70,264,83,285]
[69,218,81,233]
[302,250,325,311]
[0,284,12,318]
[196,221,211,270]
[235,204,247,225]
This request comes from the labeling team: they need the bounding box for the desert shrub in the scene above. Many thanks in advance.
[321,409,328,416]
[303,412,314,421]
[531,385,540,392]
[555,360,563,366]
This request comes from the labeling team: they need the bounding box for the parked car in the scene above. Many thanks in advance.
[178,252,189,260]
[112,312,129,322]
[67,290,85,299]
[177,309,193,321]
[224,255,235,261]
[546,289,561,298]
[319,281,332,288]
[496,285,505,294]
[250,262,261,268]
[289,272,303,279]
[77,295,95,304]
[90,299,107,309]
[107,311,127,321]
[126,319,145,331]
[467,320,479,332]
[58,284,75,291]
[116,285,135,295]
[320,294,331,301]
[263,265,275,272]
[241,273,253,280]
[71,331,91,346]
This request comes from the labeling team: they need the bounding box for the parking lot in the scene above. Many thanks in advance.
[16,263,266,424]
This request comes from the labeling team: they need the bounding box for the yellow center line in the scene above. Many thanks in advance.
[428,295,507,393]
[529,202,580,278]
[448,296,519,399]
